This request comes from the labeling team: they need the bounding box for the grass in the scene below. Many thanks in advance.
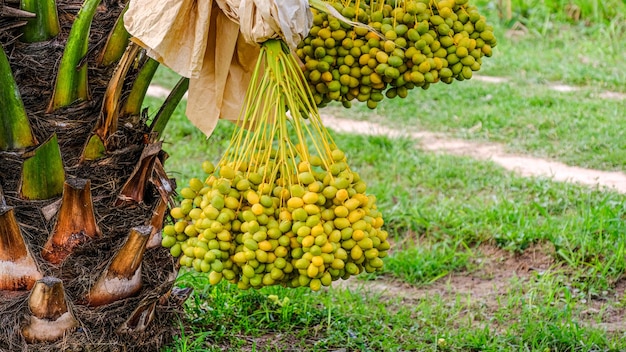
[146,3,626,351]
[153,108,626,350]
[482,0,626,26]
[481,21,626,90]
[162,268,626,351]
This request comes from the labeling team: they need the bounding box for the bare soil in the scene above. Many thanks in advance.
[335,242,556,304]
[336,242,626,332]
[472,75,626,101]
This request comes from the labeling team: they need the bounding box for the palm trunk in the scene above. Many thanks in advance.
[0,0,187,350]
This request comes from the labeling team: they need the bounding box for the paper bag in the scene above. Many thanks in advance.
[124,0,211,78]
[124,0,310,137]
[186,6,260,136]
[216,0,312,50]
[125,0,259,137]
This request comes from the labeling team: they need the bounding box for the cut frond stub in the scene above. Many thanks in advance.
[0,205,43,291]
[97,3,130,67]
[86,225,151,306]
[115,142,162,206]
[46,0,102,112]
[21,276,78,343]
[116,298,157,334]
[147,197,168,249]
[41,178,101,264]
[20,0,60,43]
[0,43,36,150]
[82,43,142,161]
[0,183,5,206]
[97,43,141,146]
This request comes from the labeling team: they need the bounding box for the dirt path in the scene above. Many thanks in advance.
[147,81,626,194]
[320,114,626,194]
[335,242,556,304]
[472,75,626,100]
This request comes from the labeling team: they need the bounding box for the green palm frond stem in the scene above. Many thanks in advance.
[121,57,159,117]
[81,43,141,161]
[97,3,130,67]
[47,0,102,112]
[149,77,189,140]
[20,0,60,42]
[81,134,106,161]
[0,44,35,150]
[19,133,65,200]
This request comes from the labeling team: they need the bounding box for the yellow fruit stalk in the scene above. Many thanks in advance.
[164,39,390,291]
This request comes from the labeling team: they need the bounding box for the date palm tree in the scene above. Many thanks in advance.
[1,0,190,350]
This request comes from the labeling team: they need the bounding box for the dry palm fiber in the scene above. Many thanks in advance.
[0,2,182,350]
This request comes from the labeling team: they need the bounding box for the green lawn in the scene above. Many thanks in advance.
[146,3,626,351]
[147,100,626,351]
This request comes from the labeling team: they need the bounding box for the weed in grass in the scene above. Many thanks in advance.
[381,239,473,286]
[163,321,212,352]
